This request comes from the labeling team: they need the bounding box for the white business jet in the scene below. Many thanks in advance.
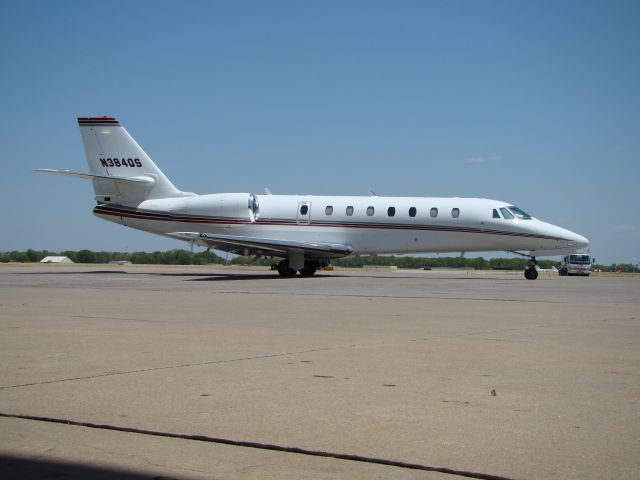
[37,117,589,280]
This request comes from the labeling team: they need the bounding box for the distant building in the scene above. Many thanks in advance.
[40,256,74,264]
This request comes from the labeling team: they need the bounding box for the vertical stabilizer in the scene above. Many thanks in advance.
[78,117,183,204]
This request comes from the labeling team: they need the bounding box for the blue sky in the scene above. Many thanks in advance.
[1,1,638,264]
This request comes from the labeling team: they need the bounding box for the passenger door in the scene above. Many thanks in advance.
[297,201,311,225]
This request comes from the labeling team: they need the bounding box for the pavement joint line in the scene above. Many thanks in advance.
[0,347,338,390]
[0,412,515,480]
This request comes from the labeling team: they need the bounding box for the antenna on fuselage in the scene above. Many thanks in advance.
[368,189,377,196]
[264,187,272,195]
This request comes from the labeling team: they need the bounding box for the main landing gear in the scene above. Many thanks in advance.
[277,259,319,277]
[277,259,296,277]
[510,251,539,280]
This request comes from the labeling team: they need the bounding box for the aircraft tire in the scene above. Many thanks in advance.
[277,260,297,277]
[299,263,317,277]
[524,268,538,280]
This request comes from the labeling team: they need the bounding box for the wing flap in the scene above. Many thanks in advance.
[167,232,353,258]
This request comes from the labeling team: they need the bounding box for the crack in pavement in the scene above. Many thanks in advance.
[0,347,338,389]
[1,322,566,390]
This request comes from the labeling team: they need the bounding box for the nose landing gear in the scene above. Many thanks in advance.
[509,251,539,280]
[524,266,538,280]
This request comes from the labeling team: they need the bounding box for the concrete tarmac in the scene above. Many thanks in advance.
[1,264,638,479]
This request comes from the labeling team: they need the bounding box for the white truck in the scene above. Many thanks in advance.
[558,254,592,276]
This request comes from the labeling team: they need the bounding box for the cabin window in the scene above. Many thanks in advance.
[325,206,333,216]
[346,206,354,216]
[367,206,375,216]
[451,208,460,218]
[500,207,514,219]
[430,207,438,218]
[300,205,309,215]
[493,209,501,219]
[409,207,417,217]
[387,207,396,217]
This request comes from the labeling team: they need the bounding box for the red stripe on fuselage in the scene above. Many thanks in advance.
[93,206,565,241]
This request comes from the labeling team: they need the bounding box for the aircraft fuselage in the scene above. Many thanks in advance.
[93,193,585,257]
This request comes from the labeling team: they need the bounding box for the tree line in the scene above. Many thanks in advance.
[3,249,636,272]
[0,249,225,265]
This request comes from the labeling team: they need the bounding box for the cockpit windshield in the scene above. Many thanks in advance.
[508,206,532,220]
[499,207,514,219]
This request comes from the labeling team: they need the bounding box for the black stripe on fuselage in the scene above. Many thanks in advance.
[94,204,567,241]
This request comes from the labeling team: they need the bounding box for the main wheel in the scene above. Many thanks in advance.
[277,260,296,277]
[524,268,538,280]
[299,262,317,277]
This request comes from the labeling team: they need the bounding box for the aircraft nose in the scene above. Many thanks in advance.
[573,232,589,250]
[541,222,589,251]
[563,229,589,250]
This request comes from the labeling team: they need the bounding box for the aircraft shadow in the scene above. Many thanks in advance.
[15,270,348,281]
[17,270,130,275]
[16,270,267,278]
[16,270,518,281]
[351,274,513,281]
[189,273,346,281]
[0,453,201,480]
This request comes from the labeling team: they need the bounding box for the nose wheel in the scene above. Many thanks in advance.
[509,251,539,280]
[524,255,539,280]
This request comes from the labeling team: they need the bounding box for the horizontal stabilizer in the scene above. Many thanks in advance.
[35,169,156,185]
[167,232,354,258]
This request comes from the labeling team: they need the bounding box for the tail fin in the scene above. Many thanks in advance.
[78,117,184,204]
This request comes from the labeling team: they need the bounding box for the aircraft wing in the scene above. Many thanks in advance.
[35,169,156,185]
[167,232,353,259]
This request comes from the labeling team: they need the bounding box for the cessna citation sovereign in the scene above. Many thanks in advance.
[37,117,589,280]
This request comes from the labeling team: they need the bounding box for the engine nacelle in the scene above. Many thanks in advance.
[248,193,260,222]
[165,193,259,222]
